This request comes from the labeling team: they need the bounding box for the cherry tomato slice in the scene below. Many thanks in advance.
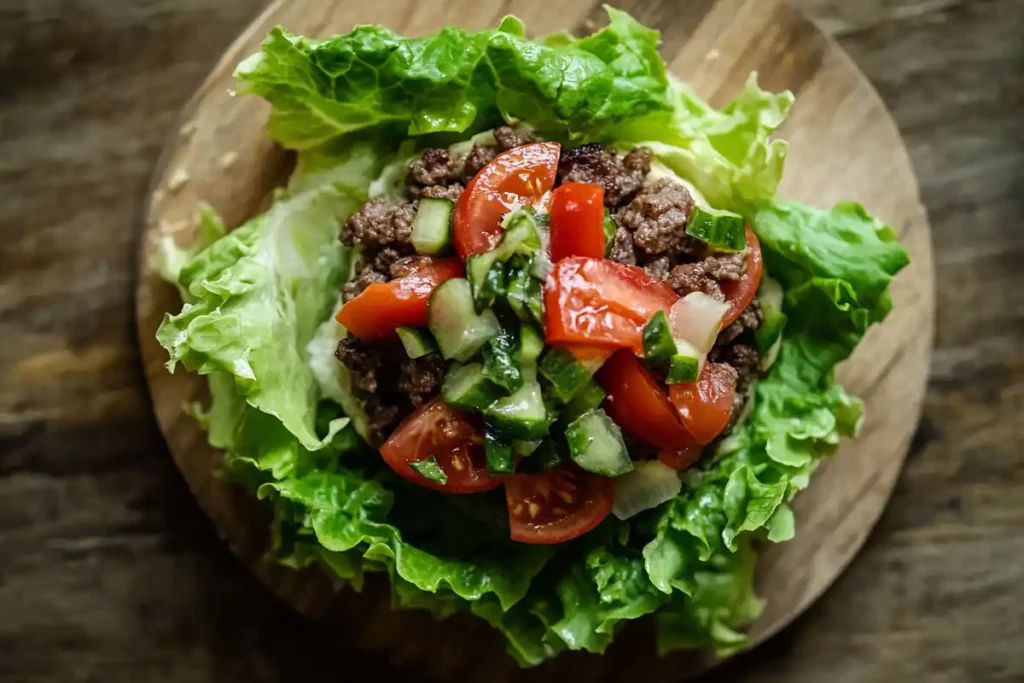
[379,398,501,494]
[658,444,704,471]
[505,466,614,544]
[336,257,464,340]
[549,183,606,261]
[544,257,679,353]
[721,226,764,327]
[453,142,561,258]
[668,363,737,445]
[597,350,696,451]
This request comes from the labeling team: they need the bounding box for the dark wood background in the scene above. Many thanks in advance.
[1,1,1021,681]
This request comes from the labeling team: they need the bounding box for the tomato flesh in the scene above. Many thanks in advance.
[549,183,606,261]
[597,350,695,451]
[505,466,614,544]
[453,142,561,258]
[379,398,501,494]
[658,444,704,471]
[336,257,464,340]
[668,363,737,445]
[721,226,764,326]
[544,257,679,352]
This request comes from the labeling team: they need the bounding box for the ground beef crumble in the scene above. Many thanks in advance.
[342,198,417,251]
[335,336,444,444]
[557,144,650,208]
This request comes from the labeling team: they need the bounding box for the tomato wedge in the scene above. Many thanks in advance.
[668,363,737,445]
[336,257,464,340]
[721,225,764,326]
[544,257,679,352]
[453,142,561,258]
[597,350,695,451]
[549,183,605,260]
[658,444,704,471]
[505,466,614,544]
[379,398,500,494]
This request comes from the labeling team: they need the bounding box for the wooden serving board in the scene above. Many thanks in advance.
[135,0,935,679]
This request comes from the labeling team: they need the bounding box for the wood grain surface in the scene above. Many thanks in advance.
[133,0,934,679]
[1,1,1022,682]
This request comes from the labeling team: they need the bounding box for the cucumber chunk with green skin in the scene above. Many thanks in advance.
[561,379,607,423]
[483,332,524,394]
[410,457,448,485]
[467,208,542,309]
[686,205,747,252]
[642,311,676,367]
[516,438,564,473]
[513,439,541,457]
[517,324,544,364]
[484,427,516,475]
[565,409,633,477]
[603,210,617,257]
[666,353,700,383]
[754,275,787,353]
[428,278,501,362]
[441,362,504,410]
[485,380,550,440]
[396,326,437,359]
[506,265,544,325]
[539,347,592,403]
[411,198,453,255]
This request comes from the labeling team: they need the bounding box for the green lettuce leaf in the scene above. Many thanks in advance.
[156,142,383,451]
[235,7,669,150]
[612,75,793,214]
[260,470,552,610]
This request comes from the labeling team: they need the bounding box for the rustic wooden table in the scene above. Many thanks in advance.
[1,1,1021,682]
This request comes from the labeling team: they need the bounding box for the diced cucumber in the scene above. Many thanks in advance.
[754,275,787,353]
[665,338,703,384]
[516,438,564,473]
[686,205,746,252]
[517,324,544,364]
[467,208,542,309]
[483,332,524,394]
[410,457,448,485]
[565,409,633,477]
[561,379,607,423]
[411,198,453,255]
[642,311,676,367]
[603,210,617,258]
[485,380,550,440]
[428,278,501,362]
[538,347,592,403]
[513,439,541,457]
[441,362,504,410]
[396,326,437,359]
[484,427,515,475]
[506,264,544,325]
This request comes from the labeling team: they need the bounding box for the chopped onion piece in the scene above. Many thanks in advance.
[669,292,730,353]
[612,460,683,520]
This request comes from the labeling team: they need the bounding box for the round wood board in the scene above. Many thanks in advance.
[135,0,935,679]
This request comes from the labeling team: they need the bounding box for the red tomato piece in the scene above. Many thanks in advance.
[544,257,679,353]
[597,350,696,451]
[721,226,764,327]
[505,466,614,544]
[658,444,704,471]
[453,142,561,258]
[668,363,737,445]
[336,257,464,340]
[379,398,501,494]
[549,183,606,261]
